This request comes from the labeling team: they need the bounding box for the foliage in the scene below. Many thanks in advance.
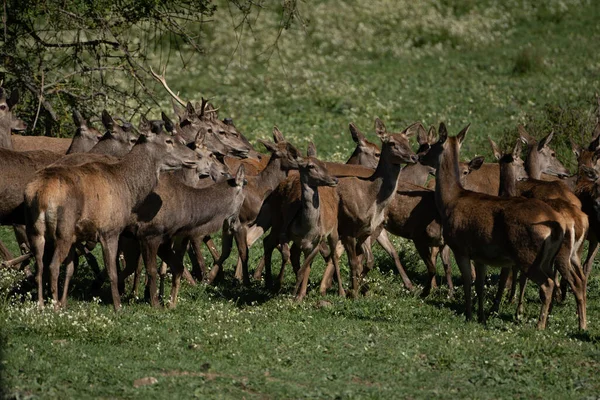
[1,0,600,397]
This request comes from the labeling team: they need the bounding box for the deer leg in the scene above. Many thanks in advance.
[507,266,519,304]
[47,239,72,311]
[583,235,598,278]
[455,254,473,322]
[189,235,207,280]
[30,232,46,310]
[295,245,320,302]
[118,239,141,297]
[515,273,528,322]
[342,238,362,299]
[233,224,250,286]
[0,239,13,261]
[59,247,77,308]
[328,235,345,298]
[554,253,587,330]
[140,238,161,308]
[262,231,277,290]
[415,240,437,297]
[160,240,186,309]
[207,221,235,285]
[376,230,412,290]
[202,236,220,261]
[99,235,122,312]
[526,266,555,330]
[440,245,454,298]
[491,267,510,315]
[474,262,487,324]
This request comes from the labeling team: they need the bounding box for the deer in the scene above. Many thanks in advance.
[206,128,300,285]
[419,123,567,330]
[489,139,587,329]
[117,135,240,308]
[261,143,342,300]
[0,87,25,149]
[25,125,200,311]
[332,118,418,297]
[66,110,103,154]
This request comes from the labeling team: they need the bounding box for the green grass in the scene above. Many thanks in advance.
[3,0,600,398]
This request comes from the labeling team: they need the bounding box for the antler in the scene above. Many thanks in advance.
[149,65,187,107]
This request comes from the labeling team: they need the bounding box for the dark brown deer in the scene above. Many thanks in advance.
[25,127,200,311]
[489,139,588,330]
[419,123,566,329]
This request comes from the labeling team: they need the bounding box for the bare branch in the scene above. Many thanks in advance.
[149,65,187,106]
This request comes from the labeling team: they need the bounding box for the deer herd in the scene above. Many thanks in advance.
[2,84,600,332]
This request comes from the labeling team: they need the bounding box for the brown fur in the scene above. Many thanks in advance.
[25,130,199,311]
[420,123,566,329]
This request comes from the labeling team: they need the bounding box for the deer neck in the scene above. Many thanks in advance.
[371,145,402,206]
[118,145,162,207]
[298,175,321,231]
[398,162,430,186]
[255,156,288,196]
[435,140,463,215]
[525,146,543,179]
[0,120,13,149]
[499,161,519,197]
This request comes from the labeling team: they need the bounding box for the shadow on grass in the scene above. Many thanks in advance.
[570,330,600,344]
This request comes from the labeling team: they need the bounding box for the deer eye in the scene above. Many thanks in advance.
[165,139,174,145]
[308,164,316,169]
[551,153,556,158]
[375,152,381,157]
[0,104,6,111]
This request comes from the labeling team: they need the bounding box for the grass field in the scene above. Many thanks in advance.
[2,0,600,398]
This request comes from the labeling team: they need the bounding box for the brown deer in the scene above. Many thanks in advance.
[335,118,418,297]
[262,143,341,300]
[206,128,300,285]
[0,87,25,149]
[25,126,200,311]
[66,110,103,154]
[419,123,566,329]
[489,139,588,329]
[120,143,241,308]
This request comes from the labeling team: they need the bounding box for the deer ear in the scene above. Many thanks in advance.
[537,131,554,151]
[513,139,522,159]
[489,138,502,160]
[518,125,535,146]
[349,123,365,144]
[162,111,175,133]
[186,102,196,116]
[468,156,485,171]
[101,110,114,130]
[7,89,19,109]
[258,139,278,154]
[571,139,583,158]
[456,124,470,145]
[235,165,246,186]
[416,123,428,146]
[438,122,448,143]
[374,118,389,142]
[307,142,317,158]
[139,115,151,132]
[427,125,437,143]
[172,99,185,121]
[286,142,302,161]
[72,109,84,128]
[580,165,599,182]
[272,126,285,143]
